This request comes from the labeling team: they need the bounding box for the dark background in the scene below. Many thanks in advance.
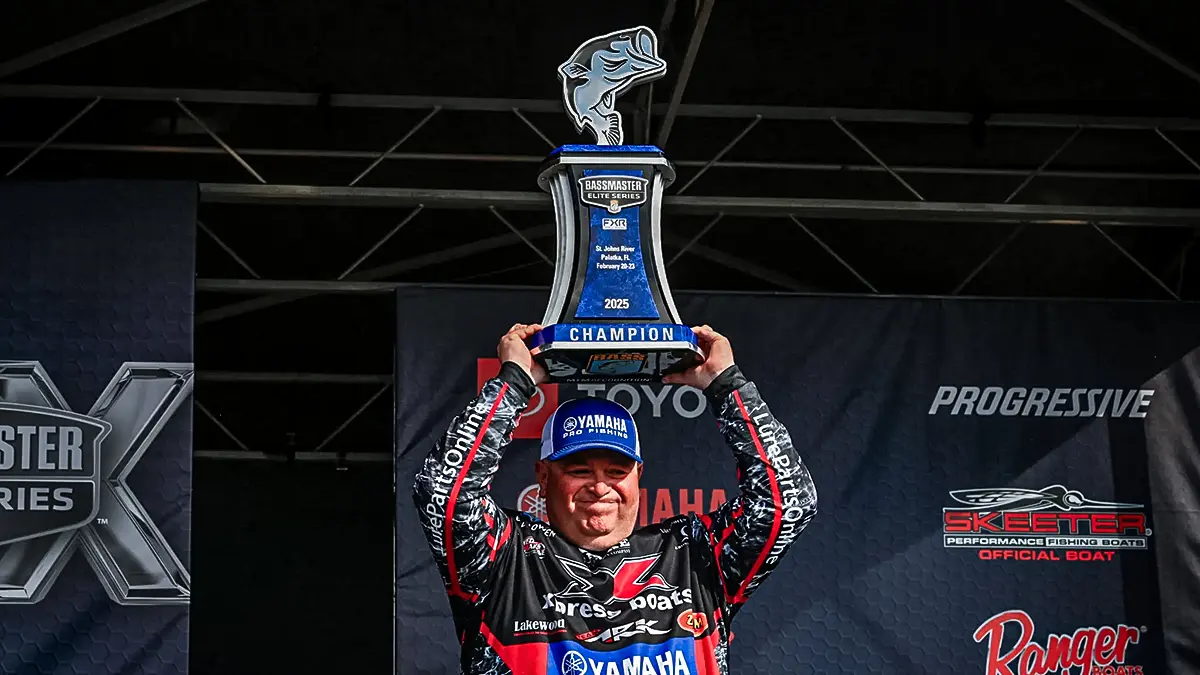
[2,1,1200,673]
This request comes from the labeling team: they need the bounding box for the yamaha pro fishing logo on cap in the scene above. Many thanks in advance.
[541,398,641,463]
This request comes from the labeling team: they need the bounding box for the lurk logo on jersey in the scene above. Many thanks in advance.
[974,610,1144,675]
[576,618,670,644]
[942,484,1151,562]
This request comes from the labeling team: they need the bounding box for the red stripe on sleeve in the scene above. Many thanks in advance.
[480,621,548,675]
[713,503,742,604]
[445,383,509,600]
[491,518,512,563]
[730,389,782,604]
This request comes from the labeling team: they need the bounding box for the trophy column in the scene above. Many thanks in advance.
[529,145,703,382]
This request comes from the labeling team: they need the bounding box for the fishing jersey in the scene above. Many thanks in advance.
[413,362,818,675]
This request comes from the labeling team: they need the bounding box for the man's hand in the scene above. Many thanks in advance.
[498,322,549,386]
[662,325,734,391]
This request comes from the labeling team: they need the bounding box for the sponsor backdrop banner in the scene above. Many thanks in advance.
[395,286,1200,675]
[0,181,196,674]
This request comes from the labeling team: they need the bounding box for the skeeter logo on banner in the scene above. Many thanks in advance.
[974,610,1144,675]
[943,485,1151,562]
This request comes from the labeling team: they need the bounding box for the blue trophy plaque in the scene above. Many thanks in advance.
[528,27,704,382]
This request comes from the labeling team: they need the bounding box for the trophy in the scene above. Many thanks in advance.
[529,26,704,383]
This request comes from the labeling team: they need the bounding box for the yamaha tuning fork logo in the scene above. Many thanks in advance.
[0,360,193,605]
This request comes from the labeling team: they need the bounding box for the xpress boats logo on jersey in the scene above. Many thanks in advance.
[0,360,193,605]
[943,484,1150,562]
[543,553,692,620]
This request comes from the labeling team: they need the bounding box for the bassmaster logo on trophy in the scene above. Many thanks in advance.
[526,26,704,383]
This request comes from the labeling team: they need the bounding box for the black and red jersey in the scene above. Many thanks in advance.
[413,363,818,675]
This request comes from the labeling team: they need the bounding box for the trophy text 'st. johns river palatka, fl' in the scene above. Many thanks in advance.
[527,26,705,383]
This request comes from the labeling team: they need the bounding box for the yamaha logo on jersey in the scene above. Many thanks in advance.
[550,637,699,675]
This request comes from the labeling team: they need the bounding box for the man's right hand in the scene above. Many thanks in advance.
[498,322,549,386]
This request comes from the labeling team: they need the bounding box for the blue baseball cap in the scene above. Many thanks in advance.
[540,398,641,463]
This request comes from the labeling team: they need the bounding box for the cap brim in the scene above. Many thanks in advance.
[545,440,642,464]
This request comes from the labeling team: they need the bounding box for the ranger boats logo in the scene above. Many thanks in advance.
[943,484,1150,562]
[974,610,1144,675]
[579,176,649,214]
[0,360,193,605]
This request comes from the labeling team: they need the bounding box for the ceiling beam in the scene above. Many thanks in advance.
[1061,0,1200,89]
[0,0,212,79]
[195,224,554,325]
[198,183,1200,226]
[8,141,1200,182]
[656,0,716,147]
[198,371,392,384]
[4,84,1200,130]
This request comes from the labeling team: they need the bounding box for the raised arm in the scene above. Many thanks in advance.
[412,323,546,603]
[662,326,818,615]
[696,365,817,613]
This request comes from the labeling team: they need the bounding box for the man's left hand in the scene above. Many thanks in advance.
[662,325,734,391]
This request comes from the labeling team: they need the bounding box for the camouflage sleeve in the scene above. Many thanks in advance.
[692,364,818,615]
[412,361,535,604]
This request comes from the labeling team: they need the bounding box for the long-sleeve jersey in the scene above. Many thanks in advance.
[413,362,818,675]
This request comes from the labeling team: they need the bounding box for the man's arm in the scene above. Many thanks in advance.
[412,360,537,603]
[692,364,818,614]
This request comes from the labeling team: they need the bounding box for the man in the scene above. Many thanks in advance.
[414,322,818,675]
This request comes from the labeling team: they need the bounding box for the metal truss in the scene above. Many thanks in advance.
[195,369,394,463]
[4,85,1193,323]
[7,0,1200,468]
[5,83,1200,130]
[197,183,1200,226]
[3,0,1192,465]
[0,1,212,78]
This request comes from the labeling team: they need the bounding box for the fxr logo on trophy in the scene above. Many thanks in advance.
[525,26,705,383]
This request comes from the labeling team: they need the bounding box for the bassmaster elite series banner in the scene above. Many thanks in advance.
[395,286,1200,675]
[0,181,196,674]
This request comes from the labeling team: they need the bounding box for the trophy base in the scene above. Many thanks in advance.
[529,323,704,383]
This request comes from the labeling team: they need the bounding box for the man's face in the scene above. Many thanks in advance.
[536,449,642,549]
